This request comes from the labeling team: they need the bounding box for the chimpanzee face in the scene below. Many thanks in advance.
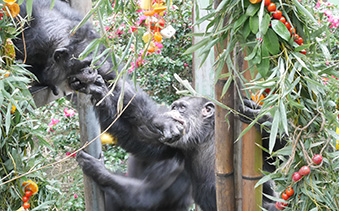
[171,97,215,120]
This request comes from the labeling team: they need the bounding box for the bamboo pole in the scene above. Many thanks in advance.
[241,55,263,211]
[214,0,235,206]
[215,78,235,211]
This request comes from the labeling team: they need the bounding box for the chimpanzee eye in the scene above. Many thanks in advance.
[171,105,177,110]
[179,105,186,113]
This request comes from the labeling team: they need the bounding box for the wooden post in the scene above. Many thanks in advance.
[241,54,263,211]
[78,93,105,211]
[69,1,105,210]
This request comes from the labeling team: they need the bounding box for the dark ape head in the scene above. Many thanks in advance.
[168,97,215,149]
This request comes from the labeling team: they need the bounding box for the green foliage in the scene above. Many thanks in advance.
[190,0,339,209]
[84,0,193,105]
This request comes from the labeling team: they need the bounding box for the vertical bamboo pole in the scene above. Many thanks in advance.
[215,79,235,211]
[214,1,235,208]
[241,55,263,211]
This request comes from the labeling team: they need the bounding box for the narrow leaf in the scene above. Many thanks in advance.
[269,109,280,154]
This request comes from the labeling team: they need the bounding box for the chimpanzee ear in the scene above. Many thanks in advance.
[53,48,70,63]
[202,102,215,118]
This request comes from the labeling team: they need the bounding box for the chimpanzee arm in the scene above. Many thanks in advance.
[69,74,184,160]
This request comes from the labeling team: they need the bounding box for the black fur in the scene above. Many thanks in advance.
[17,1,192,210]
[15,0,98,95]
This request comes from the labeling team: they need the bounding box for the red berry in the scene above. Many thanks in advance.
[275,201,285,210]
[293,34,300,41]
[289,28,296,35]
[267,3,276,12]
[273,10,282,19]
[292,172,302,182]
[284,22,292,30]
[312,154,323,164]
[22,196,29,202]
[285,187,294,196]
[25,191,33,197]
[299,165,310,176]
[23,202,30,209]
[296,37,303,45]
[300,49,307,55]
[281,192,289,200]
[279,16,286,24]
[264,0,271,6]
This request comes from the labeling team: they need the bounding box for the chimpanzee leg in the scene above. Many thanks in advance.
[77,151,191,210]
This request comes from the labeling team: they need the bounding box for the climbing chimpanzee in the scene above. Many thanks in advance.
[16,0,192,210]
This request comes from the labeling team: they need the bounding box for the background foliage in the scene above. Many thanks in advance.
[187,0,339,210]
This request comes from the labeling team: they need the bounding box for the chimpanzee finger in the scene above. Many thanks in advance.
[243,98,262,110]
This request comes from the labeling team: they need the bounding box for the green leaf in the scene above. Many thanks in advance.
[256,44,269,77]
[241,19,251,40]
[292,0,318,25]
[271,19,290,41]
[250,15,259,34]
[246,3,260,16]
[269,109,280,154]
[279,102,288,135]
[79,38,101,60]
[234,14,249,32]
[244,45,258,61]
[316,38,331,60]
[26,0,33,17]
[260,13,271,35]
[183,38,209,55]
[221,77,233,98]
[294,43,312,52]
[264,29,280,55]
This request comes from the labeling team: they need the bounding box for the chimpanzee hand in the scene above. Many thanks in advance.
[238,98,273,137]
[76,150,105,178]
[69,74,109,103]
[153,110,186,144]
[238,98,272,125]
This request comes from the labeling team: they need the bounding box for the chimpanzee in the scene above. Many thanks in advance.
[14,0,99,95]
[73,82,282,211]
[16,0,192,210]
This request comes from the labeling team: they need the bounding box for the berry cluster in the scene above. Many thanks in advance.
[250,0,307,55]
[275,154,323,210]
